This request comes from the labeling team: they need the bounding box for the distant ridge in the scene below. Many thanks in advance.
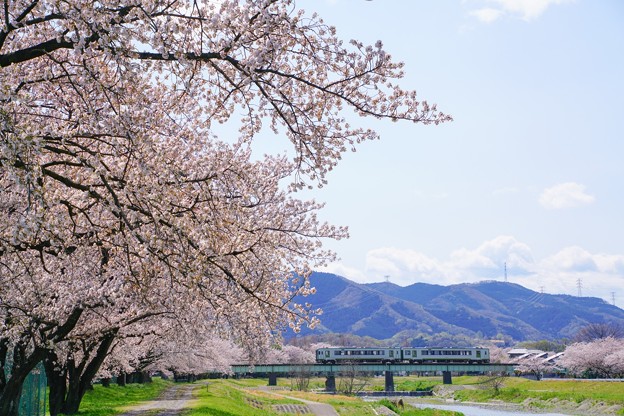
[295,272,624,343]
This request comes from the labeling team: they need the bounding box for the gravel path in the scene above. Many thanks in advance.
[117,383,197,416]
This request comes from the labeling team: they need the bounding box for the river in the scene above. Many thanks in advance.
[411,402,571,416]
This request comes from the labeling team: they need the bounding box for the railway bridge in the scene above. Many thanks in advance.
[231,363,516,392]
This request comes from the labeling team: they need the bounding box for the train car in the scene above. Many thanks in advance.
[315,347,402,364]
[402,347,489,364]
[316,346,490,364]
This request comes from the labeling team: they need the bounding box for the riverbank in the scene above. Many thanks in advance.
[425,380,624,416]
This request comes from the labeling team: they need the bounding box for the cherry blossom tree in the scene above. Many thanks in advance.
[0,0,450,414]
[559,337,624,378]
[256,344,314,364]
[486,345,509,364]
[515,355,553,381]
[133,333,245,379]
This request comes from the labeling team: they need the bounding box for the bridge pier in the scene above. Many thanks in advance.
[442,371,452,384]
[325,374,336,392]
[268,373,278,386]
[384,371,395,392]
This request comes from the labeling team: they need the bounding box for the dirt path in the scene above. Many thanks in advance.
[117,383,197,416]
[116,382,339,416]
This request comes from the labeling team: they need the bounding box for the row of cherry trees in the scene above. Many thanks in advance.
[0,0,450,414]
[558,337,624,378]
[491,331,624,380]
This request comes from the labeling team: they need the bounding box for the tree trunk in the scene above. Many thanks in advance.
[0,377,23,416]
[61,374,83,415]
[44,352,67,416]
[60,333,116,415]
[140,371,152,384]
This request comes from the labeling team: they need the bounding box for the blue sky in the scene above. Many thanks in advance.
[291,0,624,304]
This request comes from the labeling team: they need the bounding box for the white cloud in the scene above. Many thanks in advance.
[541,246,597,272]
[450,235,535,276]
[470,8,504,23]
[494,0,573,21]
[535,248,624,299]
[325,236,623,303]
[365,247,451,285]
[354,236,536,286]
[539,182,595,209]
[469,0,574,22]
[318,262,367,283]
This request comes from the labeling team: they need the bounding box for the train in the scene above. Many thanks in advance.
[315,346,490,364]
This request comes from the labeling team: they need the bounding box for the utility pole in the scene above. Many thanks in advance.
[576,278,582,297]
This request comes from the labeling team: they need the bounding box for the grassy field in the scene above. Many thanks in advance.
[451,376,624,406]
[74,377,172,415]
[184,378,461,416]
[72,375,624,415]
[72,376,459,416]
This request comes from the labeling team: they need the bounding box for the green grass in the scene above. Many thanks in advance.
[395,379,438,392]
[183,379,462,416]
[453,378,624,405]
[71,378,172,416]
[183,379,304,416]
[68,376,624,416]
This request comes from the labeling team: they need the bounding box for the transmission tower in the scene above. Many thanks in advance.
[540,286,545,294]
[504,262,508,282]
[612,292,616,306]
[576,278,583,297]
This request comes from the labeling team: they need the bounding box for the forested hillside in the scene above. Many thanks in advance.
[295,272,624,344]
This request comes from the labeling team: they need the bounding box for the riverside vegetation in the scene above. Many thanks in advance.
[73,376,624,416]
[77,377,459,415]
[435,376,624,415]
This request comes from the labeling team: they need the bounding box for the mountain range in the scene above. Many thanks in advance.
[295,272,624,344]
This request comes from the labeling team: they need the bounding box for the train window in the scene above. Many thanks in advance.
[405,350,411,356]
